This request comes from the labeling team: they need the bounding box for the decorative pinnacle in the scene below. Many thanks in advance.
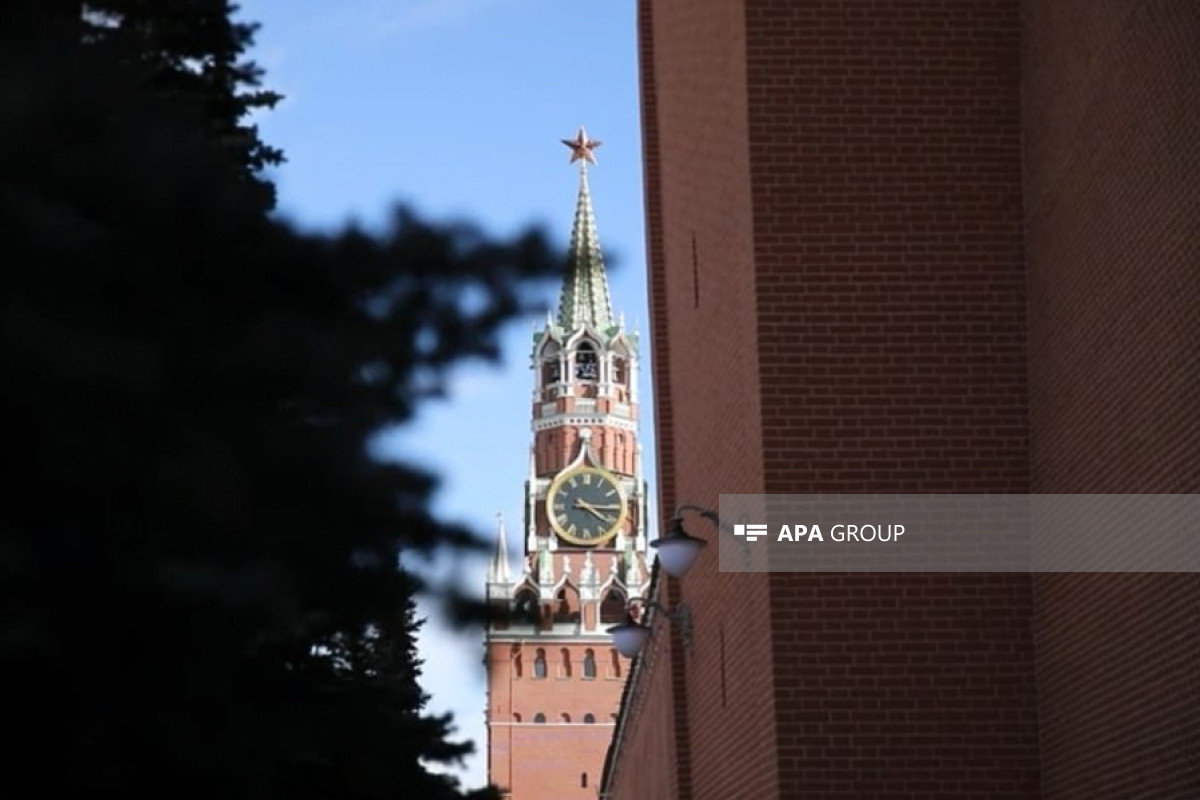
[555,127,614,331]
[488,512,510,584]
[561,126,601,167]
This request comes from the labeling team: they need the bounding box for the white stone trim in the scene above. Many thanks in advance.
[533,414,637,432]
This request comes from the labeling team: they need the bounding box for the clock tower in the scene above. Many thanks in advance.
[484,129,651,800]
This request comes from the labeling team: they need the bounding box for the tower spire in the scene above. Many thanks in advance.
[556,127,614,331]
[488,512,510,583]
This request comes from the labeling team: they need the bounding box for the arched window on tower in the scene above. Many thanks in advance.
[534,713,546,724]
[610,648,622,678]
[612,356,627,386]
[560,713,571,723]
[512,713,522,723]
[583,713,596,724]
[514,590,539,626]
[574,342,598,381]
[600,590,626,624]
[534,649,547,679]
[513,650,523,678]
[540,342,561,393]
[553,587,579,624]
[583,649,596,679]
[559,648,572,678]
[542,357,560,387]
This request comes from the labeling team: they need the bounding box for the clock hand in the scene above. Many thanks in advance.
[574,499,615,523]
[573,502,623,510]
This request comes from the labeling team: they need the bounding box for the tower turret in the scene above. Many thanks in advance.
[556,127,614,332]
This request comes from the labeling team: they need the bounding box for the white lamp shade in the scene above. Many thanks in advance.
[654,536,705,578]
[608,620,652,658]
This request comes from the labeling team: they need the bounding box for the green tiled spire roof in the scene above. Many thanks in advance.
[557,128,614,332]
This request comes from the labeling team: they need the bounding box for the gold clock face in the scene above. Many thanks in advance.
[546,466,627,546]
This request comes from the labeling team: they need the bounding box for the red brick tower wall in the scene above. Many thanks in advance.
[625,1,1042,798]
[629,0,778,798]
[599,631,677,797]
[487,641,624,799]
[615,2,1196,799]
[743,2,1040,796]
[1022,2,1200,797]
[534,420,638,478]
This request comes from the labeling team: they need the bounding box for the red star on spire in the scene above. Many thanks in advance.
[561,126,602,165]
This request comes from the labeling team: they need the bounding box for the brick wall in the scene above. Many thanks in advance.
[613,1,1197,798]
[635,0,778,797]
[506,725,615,799]
[603,585,679,798]
[617,1,1043,798]
[743,1,1040,796]
[487,641,627,799]
[1023,2,1200,796]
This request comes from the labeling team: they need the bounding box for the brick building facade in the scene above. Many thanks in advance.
[602,1,1199,798]
[484,132,650,800]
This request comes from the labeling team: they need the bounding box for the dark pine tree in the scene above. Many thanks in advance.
[83,0,283,205]
[0,3,554,798]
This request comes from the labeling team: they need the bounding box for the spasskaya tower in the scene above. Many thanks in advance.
[483,129,651,800]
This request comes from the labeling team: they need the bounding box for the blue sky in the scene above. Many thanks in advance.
[237,0,651,788]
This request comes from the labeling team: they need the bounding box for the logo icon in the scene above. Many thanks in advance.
[733,524,769,543]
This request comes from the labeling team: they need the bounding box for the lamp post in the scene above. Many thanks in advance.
[647,504,714,577]
[606,599,693,658]
[608,505,719,657]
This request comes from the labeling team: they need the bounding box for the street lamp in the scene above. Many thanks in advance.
[607,611,652,658]
[609,505,718,657]
[606,599,693,658]
[648,505,715,578]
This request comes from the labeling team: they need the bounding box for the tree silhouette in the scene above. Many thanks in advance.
[1,4,556,797]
